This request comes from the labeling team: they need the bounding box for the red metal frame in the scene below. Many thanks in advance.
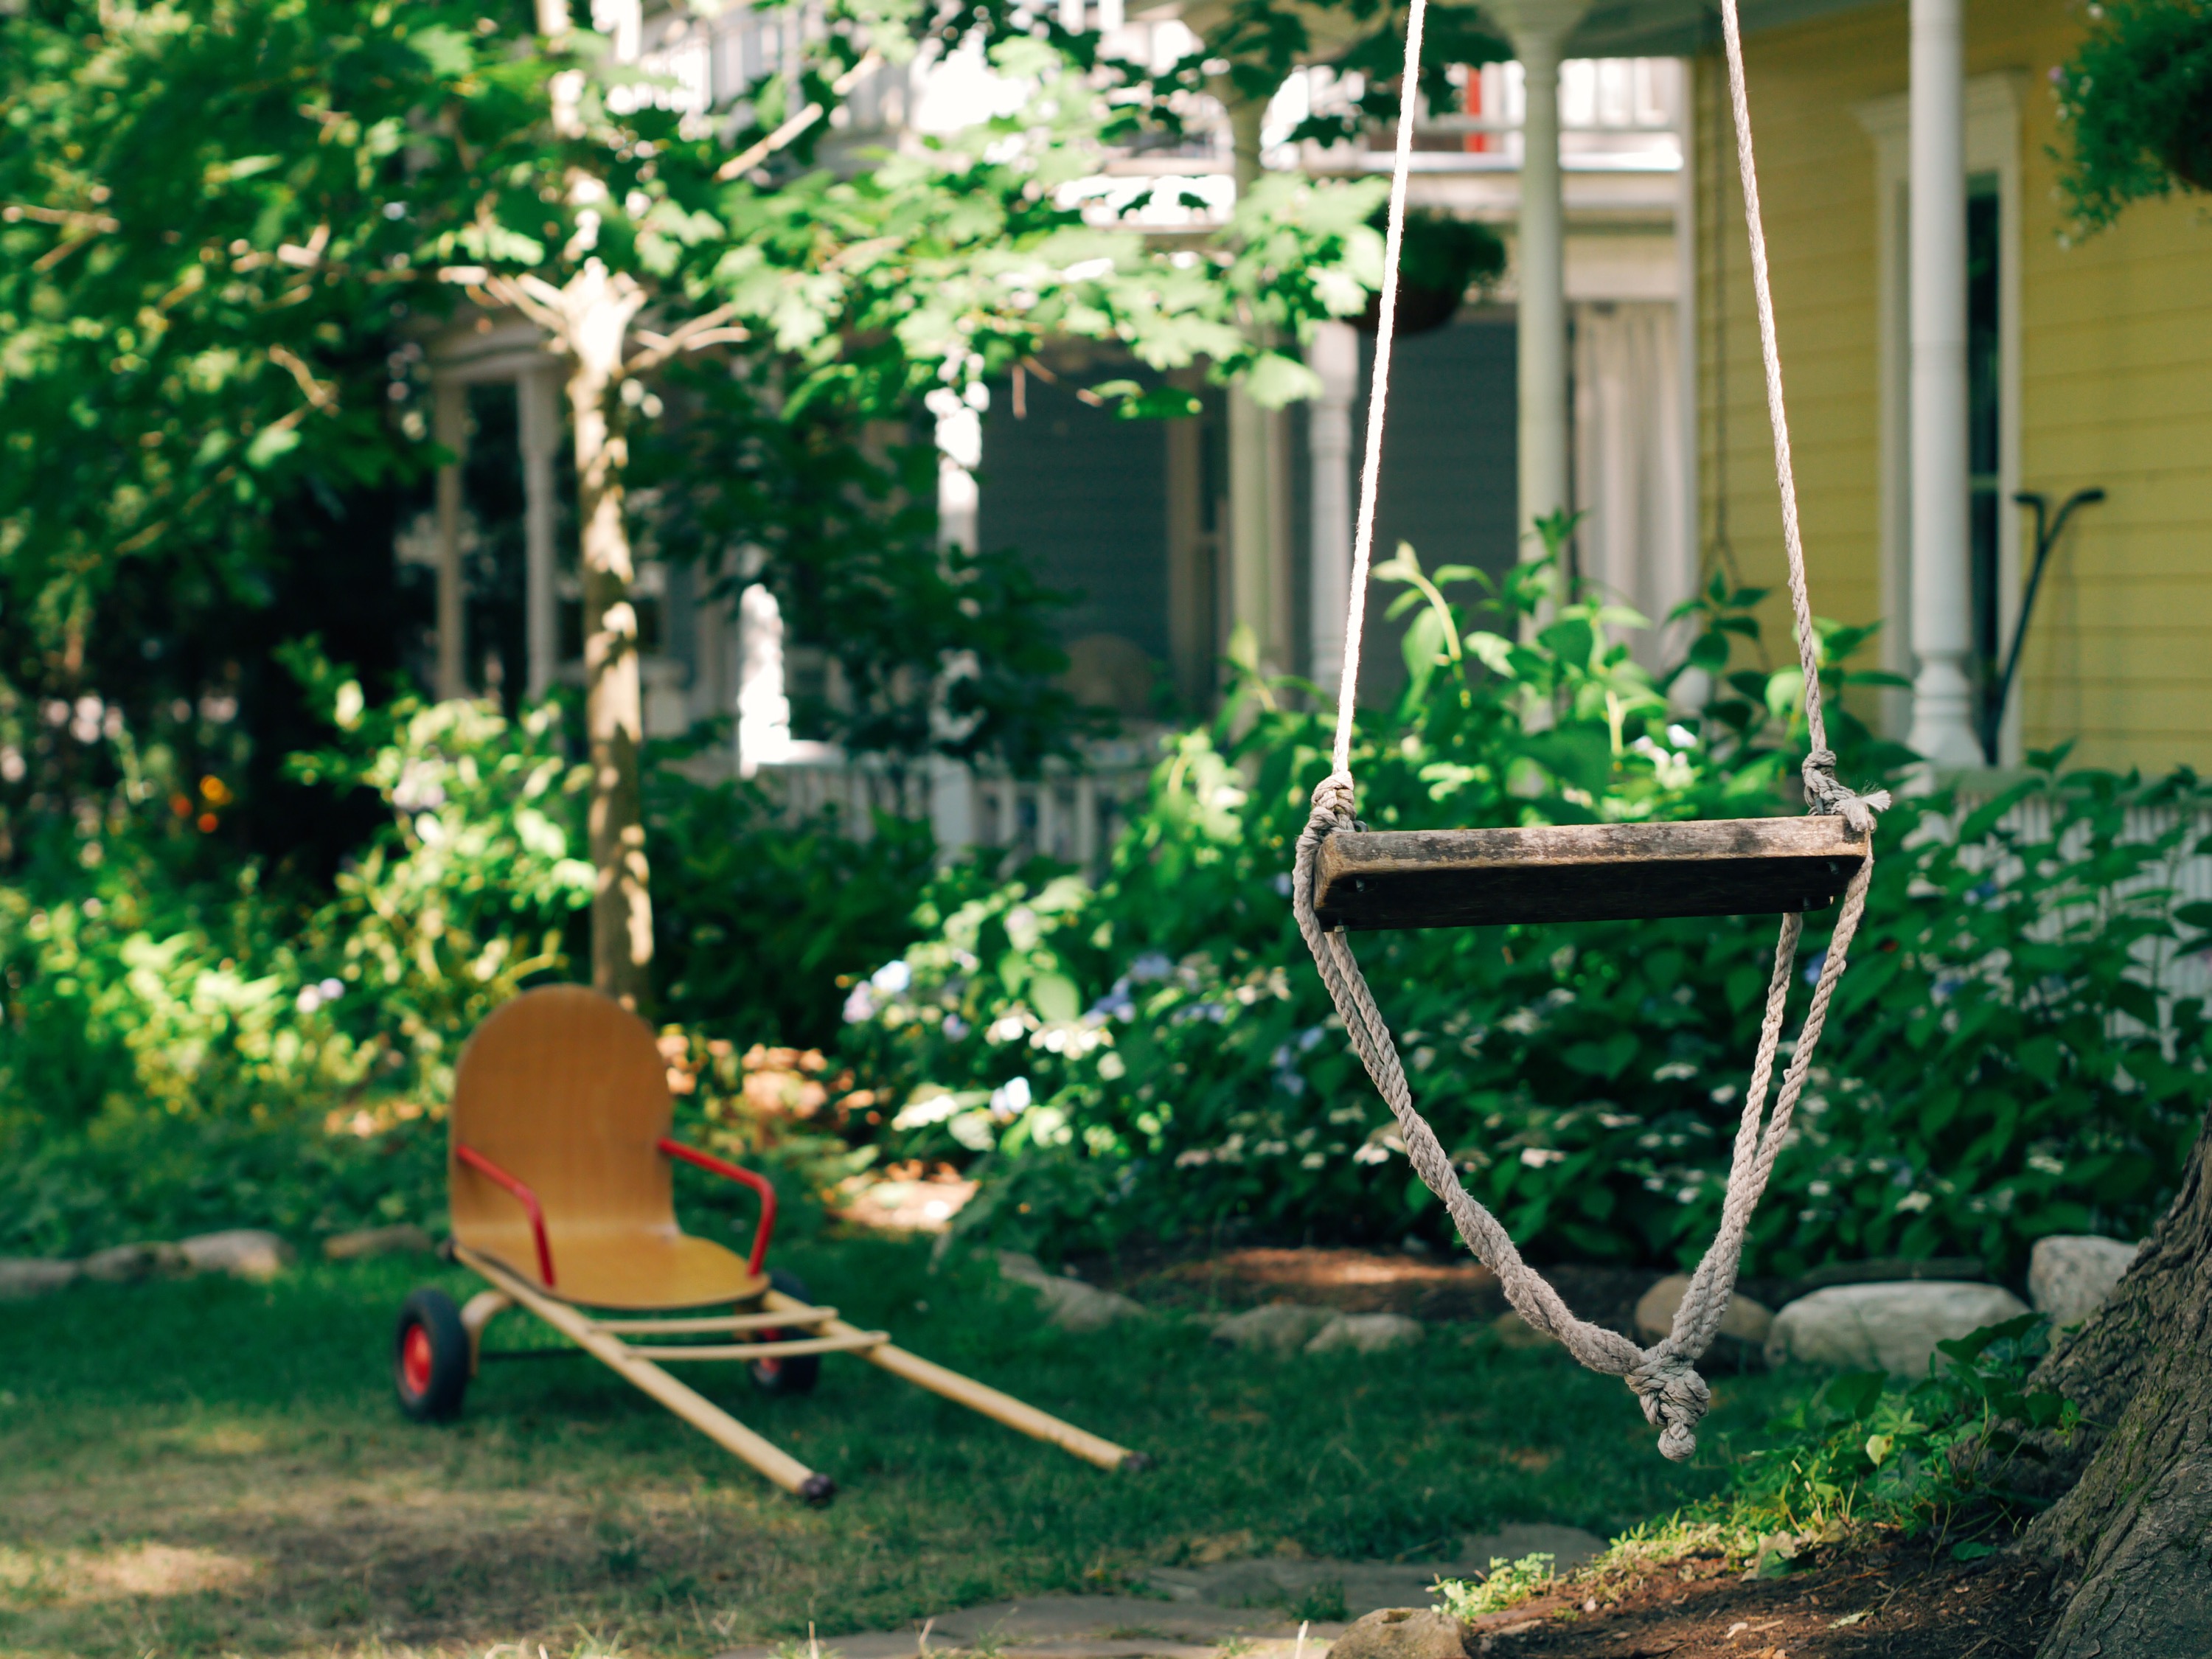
[658,1138,778,1276]
[454,1143,557,1288]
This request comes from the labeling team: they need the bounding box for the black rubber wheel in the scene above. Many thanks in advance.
[748,1267,822,1397]
[394,1287,470,1422]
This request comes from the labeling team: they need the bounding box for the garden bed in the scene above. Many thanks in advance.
[1461,1537,2051,1657]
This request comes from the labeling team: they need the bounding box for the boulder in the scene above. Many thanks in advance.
[2028,1234,2142,1327]
[1328,1608,1470,1659]
[80,1242,190,1282]
[177,1230,294,1281]
[1764,1281,2030,1377]
[1306,1312,1425,1354]
[1633,1273,1774,1346]
[322,1225,437,1262]
[995,1251,1147,1332]
[0,1259,80,1300]
[1210,1300,1337,1354]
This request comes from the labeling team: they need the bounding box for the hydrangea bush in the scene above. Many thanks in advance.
[841,552,2212,1276]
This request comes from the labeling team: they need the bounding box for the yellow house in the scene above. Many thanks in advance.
[1661,0,2211,773]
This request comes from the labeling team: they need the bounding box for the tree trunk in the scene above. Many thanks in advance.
[2025,1108,2212,1658]
[563,260,653,1012]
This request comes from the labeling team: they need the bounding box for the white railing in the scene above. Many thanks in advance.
[1949,790,2212,1012]
[759,744,1159,877]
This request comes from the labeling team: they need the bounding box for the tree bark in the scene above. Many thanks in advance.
[2025,1109,2212,1659]
[563,260,653,1012]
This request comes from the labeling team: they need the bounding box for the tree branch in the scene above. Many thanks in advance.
[714,50,884,182]
[622,301,748,377]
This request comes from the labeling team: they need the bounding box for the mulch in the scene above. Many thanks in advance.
[1461,1539,2052,1658]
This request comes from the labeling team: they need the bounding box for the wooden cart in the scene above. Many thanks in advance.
[392,984,1141,1502]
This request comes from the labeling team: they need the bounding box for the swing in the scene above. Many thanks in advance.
[1293,0,1889,1461]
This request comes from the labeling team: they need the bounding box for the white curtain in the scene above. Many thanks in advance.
[1573,301,1692,669]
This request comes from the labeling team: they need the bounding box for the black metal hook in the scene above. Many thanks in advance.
[1984,487,2106,763]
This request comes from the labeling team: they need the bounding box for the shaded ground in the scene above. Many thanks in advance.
[1460,1539,2052,1658]
[0,1237,1799,1659]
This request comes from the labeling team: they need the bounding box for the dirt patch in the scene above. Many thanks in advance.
[1461,1541,2052,1658]
[1124,1249,1695,1336]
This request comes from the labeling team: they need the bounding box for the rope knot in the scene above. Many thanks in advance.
[1629,1348,1713,1463]
[1309,770,1358,832]
[1801,748,1891,836]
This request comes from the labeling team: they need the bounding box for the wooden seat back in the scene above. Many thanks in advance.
[449,984,678,1257]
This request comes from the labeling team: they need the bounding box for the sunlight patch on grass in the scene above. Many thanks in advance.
[0,1541,259,1606]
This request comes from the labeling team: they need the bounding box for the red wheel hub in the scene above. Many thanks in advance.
[400,1321,434,1397]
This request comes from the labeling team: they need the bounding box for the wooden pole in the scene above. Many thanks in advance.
[765,1290,1144,1472]
[461,1249,831,1500]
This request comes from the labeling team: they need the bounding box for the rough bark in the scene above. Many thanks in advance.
[2026,1109,2212,1659]
[563,262,652,1012]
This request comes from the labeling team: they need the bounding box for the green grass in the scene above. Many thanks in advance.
[0,1237,1809,1658]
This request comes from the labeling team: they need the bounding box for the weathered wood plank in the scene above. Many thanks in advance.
[1313,816,1868,931]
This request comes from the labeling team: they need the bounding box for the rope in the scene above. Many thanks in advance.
[1291,0,1890,1461]
[1330,0,1428,776]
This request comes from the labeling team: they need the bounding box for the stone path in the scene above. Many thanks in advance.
[712,1528,1605,1659]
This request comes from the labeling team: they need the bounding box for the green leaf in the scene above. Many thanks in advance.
[1821,1370,1888,1422]
[1520,724,1612,793]
[409,25,475,76]
[244,425,301,469]
[1241,352,1322,408]
[1029,973,1080,1024]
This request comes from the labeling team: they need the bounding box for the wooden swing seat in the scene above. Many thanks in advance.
[1312,815,1868,932]
[448,984,768,1311]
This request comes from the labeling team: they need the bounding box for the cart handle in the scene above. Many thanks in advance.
[454,1143,556,1289]
[657,1138,777,1276]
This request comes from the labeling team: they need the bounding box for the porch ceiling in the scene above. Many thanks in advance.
[1567,0,1883,57]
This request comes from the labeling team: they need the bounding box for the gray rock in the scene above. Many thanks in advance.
[1306,1312,1425,1354]
[1633,1273,1773,1346]
[995,1250,1147,1332]
[1764,1281,2030,1377]
[1327,1608,1469,1659]
[80,1242,190,1282]
[322,1224,437,1262]
[2028,1234,2142,1326]
[0,1259,80,1299]
[178,1230,294,1281]
[1210,1300,1338,1354]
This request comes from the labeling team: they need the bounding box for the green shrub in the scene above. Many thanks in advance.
[1722,1314,2074,1559]
[648,757,937,1051]
[0,652,949,1253]
[843,552,2212,1276]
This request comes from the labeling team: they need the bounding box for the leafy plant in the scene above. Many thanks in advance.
[2053,0,2212,234]
[841,540,2211,1276]
[1724,1315,2076,1559]
[1430,1552,1557,1619]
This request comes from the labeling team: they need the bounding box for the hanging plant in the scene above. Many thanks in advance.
[2053,0,2212,234]
[1357,208,1506,335]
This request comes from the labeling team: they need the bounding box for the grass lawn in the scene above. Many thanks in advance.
[0,1235,1811,1658]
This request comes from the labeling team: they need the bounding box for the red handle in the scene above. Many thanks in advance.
[658,1138,777,1276]
[454,1143,556,1289]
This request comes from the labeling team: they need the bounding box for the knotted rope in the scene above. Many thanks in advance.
[1292,0,1888,1460]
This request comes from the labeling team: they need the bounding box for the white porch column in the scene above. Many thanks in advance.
[1486,0,1590,549]
[432,379,468,701]
[1905,0,1982,767]
[517,366,562,700]
[1307,321,1360,692]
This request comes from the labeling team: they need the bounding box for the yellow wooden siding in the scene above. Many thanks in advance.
[1691,0,2212,772]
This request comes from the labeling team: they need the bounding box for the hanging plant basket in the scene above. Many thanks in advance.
[2056,0,2212,231]
[1355,209,1506,337]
